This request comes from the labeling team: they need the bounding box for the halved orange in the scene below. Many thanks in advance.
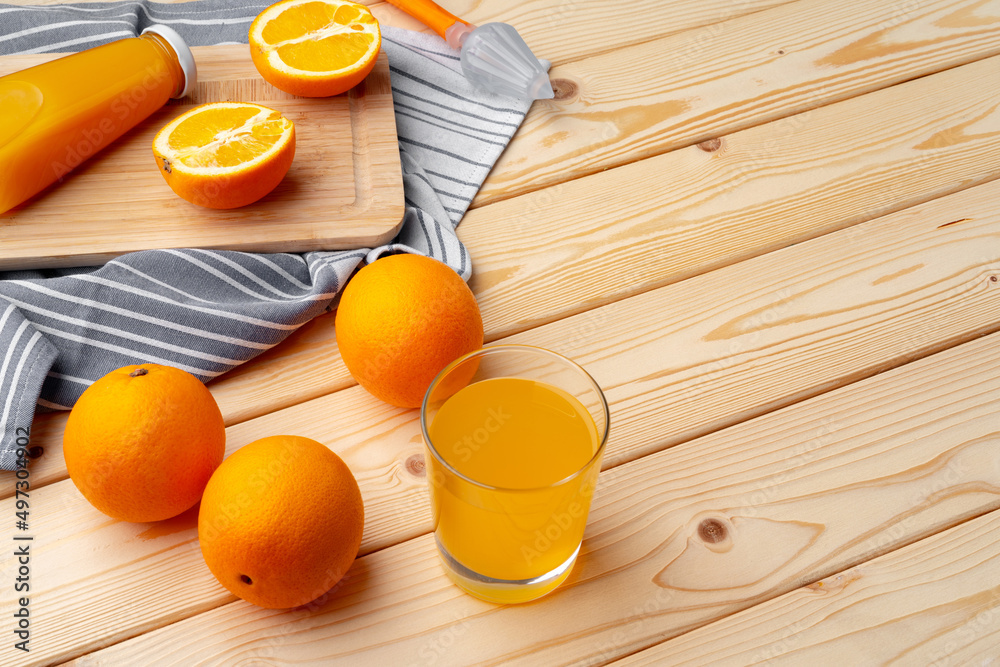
[152,102,295,209]
[249,0,381,98]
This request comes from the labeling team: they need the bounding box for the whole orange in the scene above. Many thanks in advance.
[335,254,484,408]
[63,364,225,523]
[198,435,364,609]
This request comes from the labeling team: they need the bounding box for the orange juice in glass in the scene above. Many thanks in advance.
[421,345,609,603]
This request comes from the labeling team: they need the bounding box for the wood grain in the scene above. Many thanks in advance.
[5,0,997,663]
[615,508,1000,666]
[69,330,1000,666]
[8,0,795,68]
[0,47,404,270]
[473,0,1000,207]
[465,54,1000,341]
[208,50,1000,428]
[15,54,1000,493]
[10,177,1000,666]
[0,0,793,482]
[369,0,798,66]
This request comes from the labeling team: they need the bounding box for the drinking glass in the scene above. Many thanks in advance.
[421,345,610,603]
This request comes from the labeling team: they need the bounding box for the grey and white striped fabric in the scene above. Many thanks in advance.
[0,1,537,469]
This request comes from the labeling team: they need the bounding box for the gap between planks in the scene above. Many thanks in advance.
[611,505,1000,666]
[469,0,1000,208]
[15,49,1000,496]
[2,0,810,488]
[6,0,997,426]
[11,0,795,70]
[11,172,1000,666]
[13,3,1000,456]
[367,0,799,67]
[202,25,1000,426]
[70,326,1000,665]
[1,0,992,656]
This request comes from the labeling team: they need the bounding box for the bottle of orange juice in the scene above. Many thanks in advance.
[0,25,196,215]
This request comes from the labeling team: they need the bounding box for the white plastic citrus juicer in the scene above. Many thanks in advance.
[384,0,554,100]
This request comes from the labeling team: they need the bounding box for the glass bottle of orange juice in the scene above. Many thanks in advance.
[0,25,196,214]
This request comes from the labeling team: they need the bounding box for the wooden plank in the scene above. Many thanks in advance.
[614,508,1000,666]
[212,49,1000,419]
[6,0,794,481]
[0,48,403,270]
[473,0,1000,207]
[465,58,1000,342]
[19,50,1000,495]
[17,54,1000,505]
[68,329,1000,666]
[369,0,798,66]
[12,173,1000,666]
[8,0,795,68]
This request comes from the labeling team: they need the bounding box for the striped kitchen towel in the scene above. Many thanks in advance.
[0,1,540,469]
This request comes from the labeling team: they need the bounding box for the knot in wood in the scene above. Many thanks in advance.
[405,454,426,477]
[697,138,723,152]
[27,446,44,459]
[698,518,727,543]
[551,79,578,101]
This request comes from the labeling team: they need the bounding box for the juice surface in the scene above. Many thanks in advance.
[0,34,183,213]
[427,377,601,589]
[430,376,598,488]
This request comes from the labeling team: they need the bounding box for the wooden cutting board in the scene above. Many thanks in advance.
[0,44,404,270]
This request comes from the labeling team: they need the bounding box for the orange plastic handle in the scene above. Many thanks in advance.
[384,0,468,39]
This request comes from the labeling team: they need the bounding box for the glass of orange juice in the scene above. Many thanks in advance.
[421,344,609,604]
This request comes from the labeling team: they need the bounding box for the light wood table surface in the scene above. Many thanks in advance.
[4,0,1000,665]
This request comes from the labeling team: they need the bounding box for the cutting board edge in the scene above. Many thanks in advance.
[0,46,405,270]
[0,201,406,271]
